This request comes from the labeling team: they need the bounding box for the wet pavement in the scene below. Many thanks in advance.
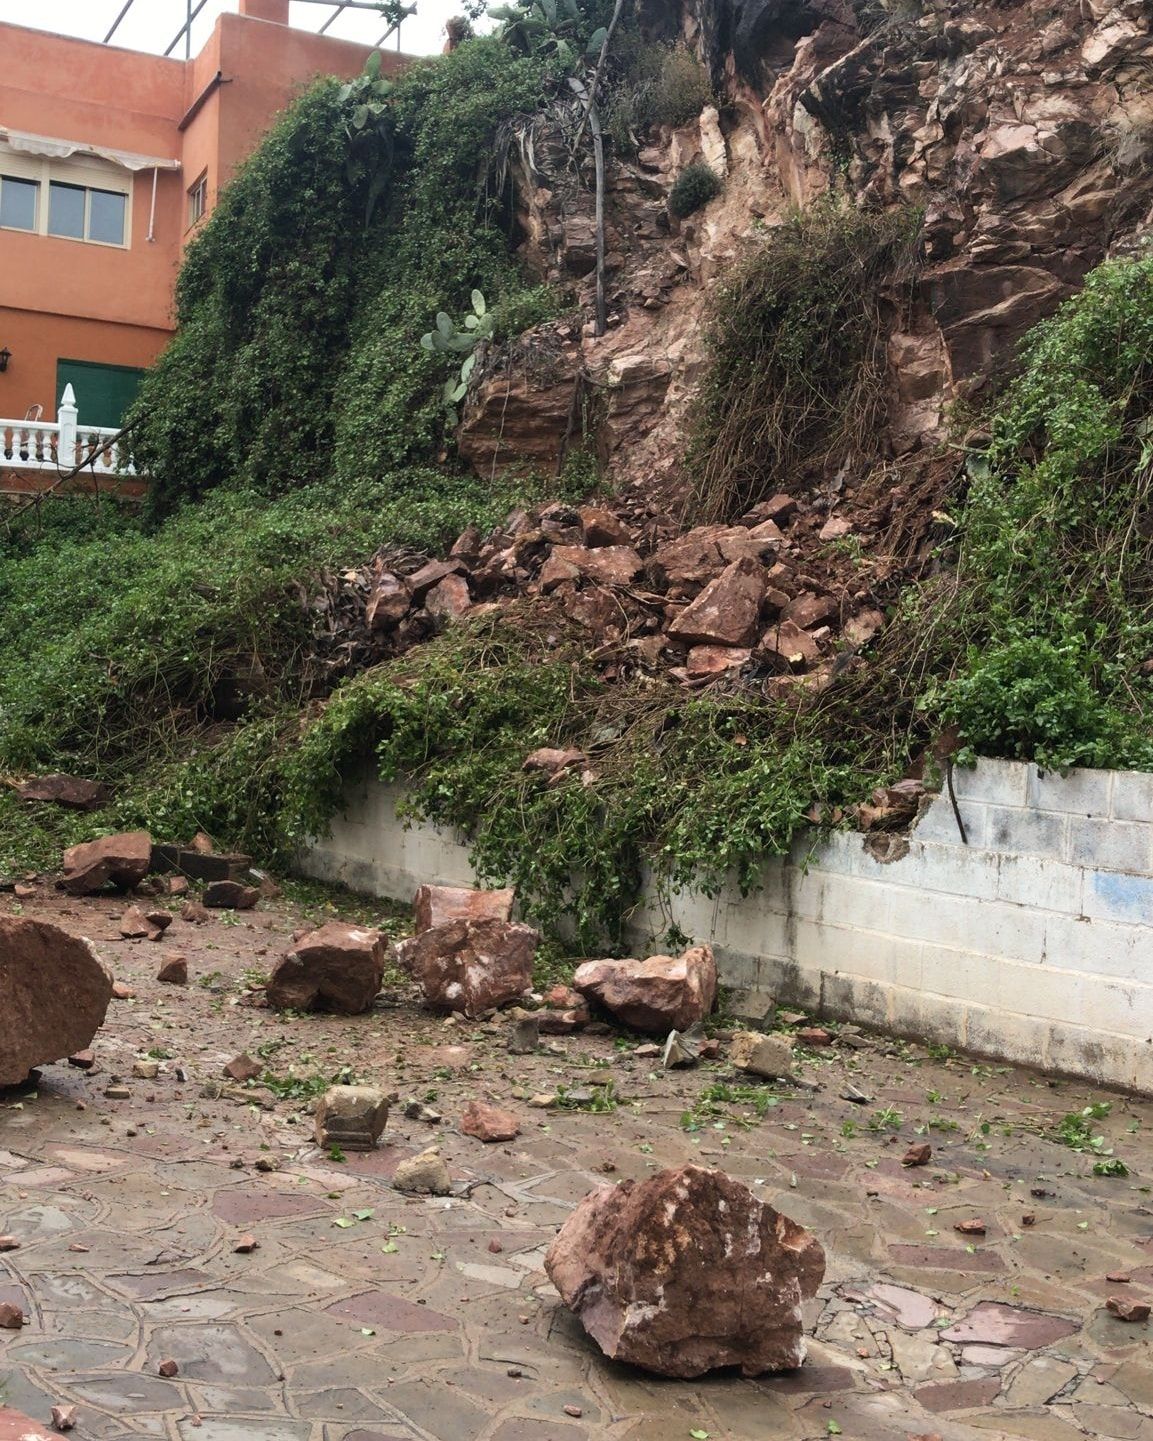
[1,882,1152,1440]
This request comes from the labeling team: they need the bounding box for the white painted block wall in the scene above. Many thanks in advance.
[300,759,1153,1092]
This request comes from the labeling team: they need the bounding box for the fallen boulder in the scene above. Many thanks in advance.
[413,884,515,935]
[410,918,537,1018]
[394,1147,452,1195]
[314,1085,390,1152]
[730,1029,795,1080]
[667,558,766,647]
[265,922,386,1014]
[18,774,109,811]
[0,917,114,1086]
[203,880,259,910]
[546,1164,825,1377]
[573,945,716,1035]
[60,831,152,895]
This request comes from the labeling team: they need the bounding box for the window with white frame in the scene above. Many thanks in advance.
[0,152,130,247]
[188,171,208,228]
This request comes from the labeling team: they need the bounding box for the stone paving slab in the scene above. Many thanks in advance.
[2,885,1153,1440]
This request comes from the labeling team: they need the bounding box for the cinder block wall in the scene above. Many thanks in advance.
[300,759,1153,1092]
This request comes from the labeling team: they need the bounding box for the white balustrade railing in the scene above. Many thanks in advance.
[0,385,137,476]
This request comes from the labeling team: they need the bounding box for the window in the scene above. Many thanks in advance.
[0,153,129,247]
[188,172,208,227]
[47,181,126,246]
[0,174,38,231]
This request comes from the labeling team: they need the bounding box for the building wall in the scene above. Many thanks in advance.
[300,759,1153,1094]
[0,11,406,425]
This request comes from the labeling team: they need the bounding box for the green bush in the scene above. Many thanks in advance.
[668,161,722,218]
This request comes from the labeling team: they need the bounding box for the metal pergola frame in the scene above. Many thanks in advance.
[102,1,415,60]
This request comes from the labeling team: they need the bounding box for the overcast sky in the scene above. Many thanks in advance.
[0,1,485,58]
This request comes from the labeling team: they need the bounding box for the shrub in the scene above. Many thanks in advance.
[669,162,722,218]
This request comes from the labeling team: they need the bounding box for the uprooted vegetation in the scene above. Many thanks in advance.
[5,9,1153,950]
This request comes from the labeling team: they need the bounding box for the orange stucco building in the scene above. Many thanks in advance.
[0,0,408,428]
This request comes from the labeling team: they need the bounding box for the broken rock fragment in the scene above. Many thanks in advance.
[546,1164,825,1377]
[60,830,152,895]
[0,918,114,1086]
[412,884,515,935]
[410,918,537,1018]
[394,1147,452,1195]
[667,558,766,647]
[156,956,188,985]
[460,1100,521,1143]
[730,1029,794,1080]
[573,945,716,1035]
[203,880,259,910]
[266,922,386,1015]
[314,1085,390,1152]
[19,774,109,811]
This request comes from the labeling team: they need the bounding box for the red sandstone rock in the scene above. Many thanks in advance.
[18,774,109,811]
[157,1359,179,1378]
[545,1164,825,1377]
[550,544,643,587]
[413,884,516,935]
[365,570,411,629]
[686,645,750,678]
[118,906,153,939]
[203,880,259,910]
[573,945,717,1035]
[523,746,587,775]
[60,830,152,895]
[407,558,465,600]
[266,922,386,1014]
[579,506,632,547]
[426,573,472,621]
[0,1407,53,1441]
[156,956,189,985]
[0,1303,23,1330]
[667,559,766,647]
[1107,1297,1151,1323]
[49,1406,76,1432]
[903,1142,932,1167]
[223,1053,262,1084]
[759,619,821,669]
[0,918,113,1086]
[410,918,538,1018]
[460,1100,521,1142]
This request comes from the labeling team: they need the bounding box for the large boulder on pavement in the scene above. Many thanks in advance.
[60,830,152,895]
[413,884,515,935]
[573,944,716,1034]
[410,918,537,1018]
[0,917,114,1086]
[265,922,386,1014]
[545,1164,825,1377]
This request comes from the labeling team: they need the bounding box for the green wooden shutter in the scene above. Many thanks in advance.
[55,359,145,428]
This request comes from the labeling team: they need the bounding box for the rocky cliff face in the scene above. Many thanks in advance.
[459,0,1153,486]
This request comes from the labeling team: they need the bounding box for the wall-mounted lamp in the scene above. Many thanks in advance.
[0,348,10,373]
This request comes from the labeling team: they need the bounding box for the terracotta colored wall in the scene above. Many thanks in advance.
[0,307,172,421]
[0,13,413,432]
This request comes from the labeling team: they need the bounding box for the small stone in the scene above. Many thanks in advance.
[488,1239,503,1254]
[132,1060,160,1080]
[156,956,188,985]
[730,1029,794,1080]
[394,1147,452,1195]
[662,1028,701,1069]
[402,1100,443,1124]
[68,1050,96,1069]
[51,1404,78,1432]
[460,1100,520,1143]
[1021,1213,1036,1226]
[223,1053,262,1084]
[954,1218,986,1236]
[0,1302,24,1328]
[314,1085,390,1152]
[254,1156,278,1173]
[111,981,136,1000]
[902,1143,932,1168]
[158,1359,179,1378]
[1107,1297,1151,1323]
[180,900,210,925]
[0,1236,19,1251]
[202,880,259,910]
[634,1043,661,1058]
[233,1234,259,1254]
[118,905,153,939]
[562,1405,583,1418]
[528,1093,557,1108]
[796,1026,832,1046]
[103,1085,131,1100]
[1106,1271,1131,1283]
[507,1014,540,1054]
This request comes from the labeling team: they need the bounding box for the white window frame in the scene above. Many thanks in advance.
[188,171,208,229]
[0,148,131,249]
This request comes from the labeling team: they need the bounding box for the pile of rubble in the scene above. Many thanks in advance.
[304,490,899,698]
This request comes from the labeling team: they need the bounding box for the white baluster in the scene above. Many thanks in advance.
[57,384,78,469]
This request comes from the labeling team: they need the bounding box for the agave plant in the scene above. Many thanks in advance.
[488,0,607,67]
